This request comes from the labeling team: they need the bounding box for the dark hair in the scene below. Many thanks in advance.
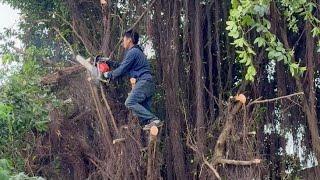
[124,29,139,44]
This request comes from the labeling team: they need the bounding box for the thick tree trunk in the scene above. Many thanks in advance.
[153,1,187,178]
[301,22,320,159]
[194,0,206,157]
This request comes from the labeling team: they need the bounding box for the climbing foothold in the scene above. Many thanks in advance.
[150,126,159,137]
[235,94,246,104]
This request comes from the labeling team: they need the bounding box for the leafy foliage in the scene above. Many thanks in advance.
[226,0,319,81]
[0,159,44,180]
[0,46,59,171]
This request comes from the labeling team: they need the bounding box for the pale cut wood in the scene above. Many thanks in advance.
[147,126,160,180]
[75,55,95,72]
[112,138,125,144]
[150,126,158,137]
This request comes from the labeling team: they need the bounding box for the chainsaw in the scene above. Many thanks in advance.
[75,55,136,87]
[75,55,111,83]
[94,55,111,74]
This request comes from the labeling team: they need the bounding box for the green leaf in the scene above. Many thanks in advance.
[299,66,307,74]
[231,0,239,7]
[229,30,240,39]
[0,159,12,170]
[239,58,247,64]
[276,55,284,61]
[245,65,256,81]
[276,46,285,53]
[35,120,49,132]
[230,9,241,18]
[226,21,236,31]
[307,2,316,12]
[236,50,246,58]
[296,8,304,13]
[254,5,268,17]
[242,15,254,26]
[267,50,277,59]
[247,47,256,55]
[233,37,246,47]
[289,66,294,76]
[245,56,252,66]
[311,27,320,37]
[263,18,271,29]
[289,63,299,76]
[1,54,15,64]
[0,169,10,180]
[274,51,283,58]
[283,55,288,63]
[238,51,248,64]
[254,37,266,47]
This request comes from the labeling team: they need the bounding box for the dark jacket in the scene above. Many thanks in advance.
[107,45,153,81]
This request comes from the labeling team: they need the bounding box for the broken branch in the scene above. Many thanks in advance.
[41,65,85,85]
[248,92,304,106]
[219,158,261,166]
[100,85,119,134]
[112,138,125,144]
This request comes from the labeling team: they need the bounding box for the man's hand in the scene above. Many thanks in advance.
[94,55,102,65]
[130,78,136,88]
[103,72,112,79]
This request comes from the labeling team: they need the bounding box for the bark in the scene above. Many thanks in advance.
[147,127,160,180]
[300,22,320,159]
[206,3,215,120]
[101,0,112,56]
[66,0,98,54]
[194,0,206,156]
[153,1,188,178]
[214,0,223,109]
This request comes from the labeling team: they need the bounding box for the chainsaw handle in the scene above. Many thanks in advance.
[99,57,110,61]
[95,55,110,62]
[98,77,110,84]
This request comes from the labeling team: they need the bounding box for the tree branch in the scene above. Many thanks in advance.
[54,13,93,56]
[219,158,261,166]
[248,92,304,106]
[186,141,221,180]
[110,0,157,57]
[53,26,76,57]
[100,84,119,134]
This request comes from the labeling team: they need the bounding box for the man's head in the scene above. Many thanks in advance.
[122,29,139,49]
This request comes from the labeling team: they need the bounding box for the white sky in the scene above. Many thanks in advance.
[0,3,20,32]
[0,2,20,67]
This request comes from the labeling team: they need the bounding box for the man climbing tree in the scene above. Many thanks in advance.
[99,29,162,130]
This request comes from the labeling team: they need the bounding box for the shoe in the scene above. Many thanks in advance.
[143,119,163,130]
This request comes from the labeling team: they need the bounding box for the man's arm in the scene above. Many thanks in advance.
[106,59,120,69]
[108,51,135,80]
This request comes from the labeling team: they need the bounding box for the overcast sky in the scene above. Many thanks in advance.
[0,3,20,33]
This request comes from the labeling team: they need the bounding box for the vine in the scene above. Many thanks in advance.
[226,0,319,81]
